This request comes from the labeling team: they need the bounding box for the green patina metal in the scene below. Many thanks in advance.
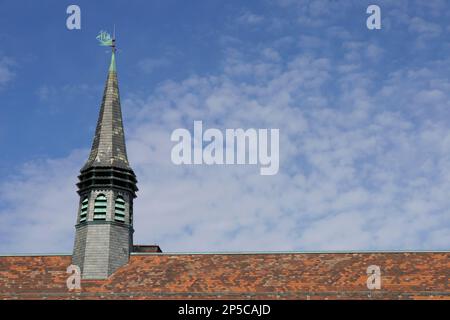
[96,30,113,46]
[109,52,116,72]
[114,196,126,222]
[93,194,107,219]
[79,197,88,222]
[97,30,116,72]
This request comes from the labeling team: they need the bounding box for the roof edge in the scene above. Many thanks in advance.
[1,250,449,257]
[132,250,450,255]
[0,253,72,257]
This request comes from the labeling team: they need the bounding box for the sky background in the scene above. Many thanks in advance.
[1,0,450,253]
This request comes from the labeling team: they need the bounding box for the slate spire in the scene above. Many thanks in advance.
[82,49,130,170]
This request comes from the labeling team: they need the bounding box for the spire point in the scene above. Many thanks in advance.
[110,26,117,72]
[109,51,116,72]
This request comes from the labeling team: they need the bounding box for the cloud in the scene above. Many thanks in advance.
[137,57,171,74]
[36,85,57,101]
[0,151,85,253]
[236,12,264,25]
[36,83,97,102]
[342,41,384,63]
[365,44,384,61]
[0,55,15,89]
[1,2,450,254]
[409,17,442,38]
[124,48,450,252]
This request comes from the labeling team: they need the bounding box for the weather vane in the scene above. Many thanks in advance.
[96,26,116,52]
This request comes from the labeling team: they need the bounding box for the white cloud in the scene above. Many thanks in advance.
[0,55,15,89]
[0,151,85,253]
[366,44,384,61]
[36,83,99,101]
[36,85,57,101]
[1,3,450,253]
[137,57,171,74]
[409,17,442,37]
[236,12,264,25]
[120,50,449,251]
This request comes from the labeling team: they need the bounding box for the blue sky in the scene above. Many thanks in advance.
[1,0,450,253]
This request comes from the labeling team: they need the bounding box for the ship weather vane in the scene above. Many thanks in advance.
[96,27,116,52]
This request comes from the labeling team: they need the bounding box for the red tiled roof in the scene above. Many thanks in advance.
[0,252,449,299]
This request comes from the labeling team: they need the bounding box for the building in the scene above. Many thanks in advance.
[0,44,449,300]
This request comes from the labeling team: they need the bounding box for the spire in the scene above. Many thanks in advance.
[82,44,130,171]
[73,30,137,280]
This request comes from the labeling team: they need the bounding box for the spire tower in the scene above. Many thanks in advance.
[72,33,138,279]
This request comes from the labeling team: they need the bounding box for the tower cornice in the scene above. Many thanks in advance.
[77,166,138,197]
